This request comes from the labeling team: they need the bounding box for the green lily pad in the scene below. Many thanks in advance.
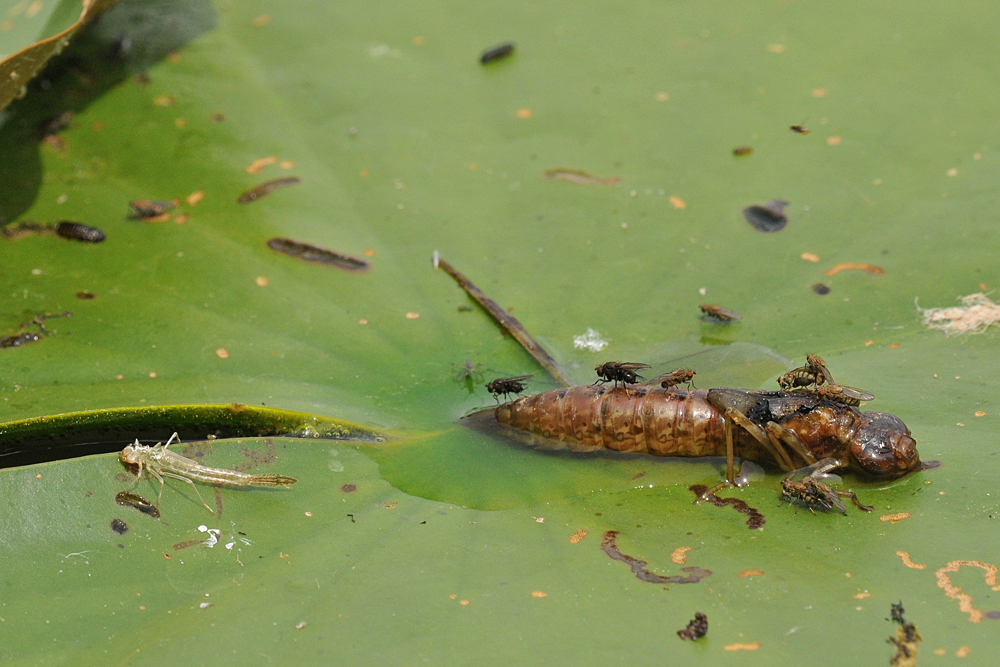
[2,0,1000,663]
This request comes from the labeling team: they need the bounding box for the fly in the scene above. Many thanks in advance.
[650,368,696,390]
[594,362,651,389]
[486,375,532,402]
[119,433,297,514]
[780,459,873,514]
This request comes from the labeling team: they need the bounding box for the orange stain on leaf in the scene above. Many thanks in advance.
[569,529,588,544]
[825,262,885,276]
[880,513,910,523]
[670,547,691,564]
[936,560,1000,623]
[896,551,926,569]
[724,642,760,651]
[738,569,764,578]
[669,196,687,209]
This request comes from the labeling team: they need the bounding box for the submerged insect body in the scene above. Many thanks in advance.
[119,433,296,514]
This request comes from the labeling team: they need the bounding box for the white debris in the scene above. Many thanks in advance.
[573,328,608,352]
[918,293,1000,335]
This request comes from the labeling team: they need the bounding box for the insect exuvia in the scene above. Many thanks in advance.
[699,304,742,323]
[237,177,301,204]
[266,237,369,271]
[119,433,297,514]
[129,199,176,219]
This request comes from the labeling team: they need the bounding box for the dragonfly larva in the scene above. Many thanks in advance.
[119,433,297,514]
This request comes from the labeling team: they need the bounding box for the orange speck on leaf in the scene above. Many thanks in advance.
[148,372,157,378]
[359,169,369,177]
[569,529,588,544]
[825,262,885,276]
[669,196,687,209]
[449,594,457,599]
[405,312,420,319]
[255,276,269,287]
[725,642,760,651]
[364,249,375,256]
[412,36,425,46]
[888,342,900,349]
[246,156,276,174]
[358,319,368,325]
[811,88,828,97]
[531,591,548,598]
[216,348,229,359]
[154,95,175,107]
[174,213,189,224]
[280,161,295,169]
[854,592,871,599]
[738,569,764,578]
[896,551,926,569]
[670,547,691,564]
[864,339,876,347]
[186,191,204,206]
[827,136,842,146]
[957,646,971,657]
[655,91,669,102]
[800,252,820,262]
[767,43,785,53]
[459,600,469,606]
[252,14,271,26]
[515,108,532,119]
[975,411,986,417]
[879,512,910,523]
[174,118,187,128]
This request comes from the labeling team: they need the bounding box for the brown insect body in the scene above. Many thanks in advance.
[493,384,919,478]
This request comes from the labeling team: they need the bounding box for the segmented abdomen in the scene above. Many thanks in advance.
[495,385,728,456]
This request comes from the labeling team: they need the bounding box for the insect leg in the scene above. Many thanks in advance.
[726,409,795,472]
[161,471,215,514]
[835,490,873,512]
[145,466,166,508]
[764,422,817,467]
[163,432,181,449]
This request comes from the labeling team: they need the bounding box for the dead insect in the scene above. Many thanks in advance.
[742,200,789,233]
[651,368,696,390]
[266,237,369,272]
[480,356,920,496]
[732,146,753,156]
[457,305,473,312]
[237,176,301,204]
[486,375,532,402]
[76,291,96,300]
[780,459,873,514]
[790,121,810,135]
[110,518,129,535]
[594,362,651,388]
[1,220,49,239]
[115,490,161,518]
[128,199,176,219]
[480,42,515,64]
[55,221,106,243]
[811,283,831,295]
[699,304,742,324]
[677,612,708,640]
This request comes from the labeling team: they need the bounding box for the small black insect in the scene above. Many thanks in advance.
[594,362,651,388]
[790,123,810,135]
[480,42,515,64]
[732,146,753,156]
[55,221,106,243]
[110,518,129,535]
[0,332,42,349]
[486,375,532,402]
[811,283,831,295]
[742,200,788,233]
[677,612,708,641]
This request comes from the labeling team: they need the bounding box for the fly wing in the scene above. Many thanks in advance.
[618,363,652,371]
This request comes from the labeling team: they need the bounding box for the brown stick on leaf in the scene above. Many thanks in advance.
[433,252,572,387]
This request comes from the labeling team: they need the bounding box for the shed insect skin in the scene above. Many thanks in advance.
[594,362,651,389]
[237,177,301,204]
[128,199,176,219]
[119,433,297,514]
[486,375,532,403]
[732,146,753,156]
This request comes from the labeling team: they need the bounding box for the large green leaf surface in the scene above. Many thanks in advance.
[2,0,1000,664]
